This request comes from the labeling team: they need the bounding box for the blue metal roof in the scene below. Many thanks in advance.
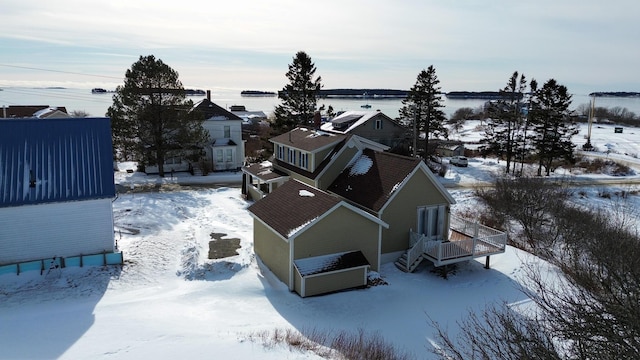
[0,117,115,207]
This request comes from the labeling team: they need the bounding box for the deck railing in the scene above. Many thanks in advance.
[409,216,507,267]
[406,232,425,270]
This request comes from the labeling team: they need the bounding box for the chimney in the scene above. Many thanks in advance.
[313,111,321,130]
[206,90,211,101]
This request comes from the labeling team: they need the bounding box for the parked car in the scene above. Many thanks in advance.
[450,156,468,167]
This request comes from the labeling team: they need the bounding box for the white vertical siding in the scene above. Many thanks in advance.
[0,199,114,264]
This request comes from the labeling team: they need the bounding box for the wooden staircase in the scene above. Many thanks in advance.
[191,163,203,176]
[395,232,427,272]
[394,251,424,273]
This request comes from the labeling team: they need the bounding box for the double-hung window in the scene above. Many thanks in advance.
[288,148,296,165]
[277,145,285,160]
[298,152,308,169]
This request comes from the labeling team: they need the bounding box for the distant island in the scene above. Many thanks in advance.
[243,89,537,100]
[267,88,409,99]
[241,90,277,96]
[318,89,408,99]
[589,92,640,98]
[445,91,523,100]
[91,88,206,95]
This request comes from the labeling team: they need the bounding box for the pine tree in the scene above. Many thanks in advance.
[529,79,577,176]
[482,71,528,174]
[398,66,447,159]
[107,55,208,177]
[273,51,322,133]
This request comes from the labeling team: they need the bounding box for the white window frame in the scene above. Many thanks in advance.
[288,148,296,165]
[375,119,382,130]
[417,205,445,240]
[298,152,308,169]
[277,145,285,160]
[216,149,223,163]
[226,148,233,162]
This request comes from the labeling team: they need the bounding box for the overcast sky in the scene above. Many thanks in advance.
[1,0,638,95]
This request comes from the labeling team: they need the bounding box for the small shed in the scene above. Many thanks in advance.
[436,143,465,157]
[293,251,370,297]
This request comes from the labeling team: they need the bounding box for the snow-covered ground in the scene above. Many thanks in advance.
[1,122,639,360]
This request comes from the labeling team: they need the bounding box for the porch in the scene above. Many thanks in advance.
[395,215,507,272]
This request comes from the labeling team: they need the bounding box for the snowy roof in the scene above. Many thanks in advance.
[241,161,289,182]
[328,149,422,212]
[192,99,242,121]
[294,251,369,277]
[247,179,341,239]
[270,127,347,152]
[0,117,115,207]
[320,110,396,134]
[1,105,69,118]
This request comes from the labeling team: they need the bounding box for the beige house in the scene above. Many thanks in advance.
[248,180,387,297]
[246,127,506,297]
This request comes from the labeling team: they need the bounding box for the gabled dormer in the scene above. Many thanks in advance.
[320,110,408,150]
[270,127,347,175]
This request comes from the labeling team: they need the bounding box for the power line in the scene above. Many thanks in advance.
[1,87,114,104]
[0,63,123,80]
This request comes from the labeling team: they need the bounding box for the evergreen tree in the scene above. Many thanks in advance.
[273,51,322,133]
[398,66,447,159]
[107,55,208,177]
[482,71,527,174]
[529,79,577,176]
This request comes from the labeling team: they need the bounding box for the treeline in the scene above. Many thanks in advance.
[589,91,640,97]
[574,103,639,126]
[431,176,640,359]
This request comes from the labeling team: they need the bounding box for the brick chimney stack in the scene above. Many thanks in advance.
[313,111,321,130]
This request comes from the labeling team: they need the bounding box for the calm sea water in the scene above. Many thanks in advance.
[2,86,640,120]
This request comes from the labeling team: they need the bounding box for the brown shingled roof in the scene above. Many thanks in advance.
[242,161,289,182]
[192,99,242,121]
[270,127,346,152]
[294,251,370,277]
[247,180,341,239]
[327,149,421,212]
[2,105,68,118]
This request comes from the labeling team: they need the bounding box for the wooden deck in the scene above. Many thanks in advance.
[400,217,507,271]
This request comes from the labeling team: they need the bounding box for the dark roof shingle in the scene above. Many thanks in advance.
[294,251,370,276]
[270,128,346,152]
[193,99,242,121]
[328,149,420,212]
[247,180,340,238]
